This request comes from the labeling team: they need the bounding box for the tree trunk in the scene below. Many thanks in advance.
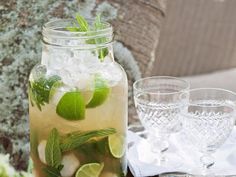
[97,0,167,124]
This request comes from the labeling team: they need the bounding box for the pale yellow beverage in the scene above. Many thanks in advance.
[29,16,128,177]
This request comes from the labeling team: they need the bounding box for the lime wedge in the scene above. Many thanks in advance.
[75,163,104,177]
[86,76,110,108]
[108,134,125,158]
[56,92,85,120]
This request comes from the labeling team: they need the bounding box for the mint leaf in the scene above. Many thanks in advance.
[93,14,109,60]
[45,128,62,168]
[66,13,109,61]
[56,91,85,120]
[29,75,61,110]
[66,26,79,32]
[76,14,89,32]
[66,22,80,32]
[77,138,109,162]
[98,48,109,61]
[60,128,116,152]
[43,166,62,177]
[94,14,104,30]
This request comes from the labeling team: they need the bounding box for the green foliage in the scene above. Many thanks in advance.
[93,14,109,61]
[45,128,62,168]
[43,129,63,177]
[75,14,89,31]
[29,75,61,110]
[66,13,109,60]
[60,128,116,152]
[43,165,63,177]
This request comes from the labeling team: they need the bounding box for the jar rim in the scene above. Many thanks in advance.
[42,19,113,47]
[42,19,113,39]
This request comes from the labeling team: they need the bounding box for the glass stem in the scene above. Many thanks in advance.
[200,153,215,175]
[148,132,169,165]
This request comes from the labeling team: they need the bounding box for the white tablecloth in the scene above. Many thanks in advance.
[127,127,236,177]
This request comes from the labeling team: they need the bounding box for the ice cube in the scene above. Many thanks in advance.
[46,48,73,70]
[59,69,77,87]
[37,140,47,164]
[30,64,47,81]
[75,73,93,90]
[99,62,123,87]
[50,85,71,106]
[60,153,80,177]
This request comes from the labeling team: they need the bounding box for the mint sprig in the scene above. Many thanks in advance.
[75,14,89,32]
[60,128,116,152]
[66,13,109,61]
[43,165,63,177]
[45,128,62,168]
[42,128,116,176]
[29,75,61,110]
[93,14,109,61]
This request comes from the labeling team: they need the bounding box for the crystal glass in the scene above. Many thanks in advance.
[133,76,189,165]
[28,19,128,177]
[181,88,236,175]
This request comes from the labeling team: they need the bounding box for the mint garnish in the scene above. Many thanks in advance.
[93,14,109,61]
[60,128,116,152]
[75,14,89,32]
[43,165,63,177]
[29,75,61,110]
[56,91,86,120]
[42,128,116,176]
[45,128,62,169]
[66,13,109,61]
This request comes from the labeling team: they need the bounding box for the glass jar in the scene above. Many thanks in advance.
[28,19,128,177]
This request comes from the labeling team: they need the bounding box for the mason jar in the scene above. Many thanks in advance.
[28,18,128,177]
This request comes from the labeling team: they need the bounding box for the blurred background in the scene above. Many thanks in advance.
[1,0,236,172]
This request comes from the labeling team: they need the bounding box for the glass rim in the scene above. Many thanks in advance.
[42,18,113,40]
[133,76,190,95]
[180,87,236,108]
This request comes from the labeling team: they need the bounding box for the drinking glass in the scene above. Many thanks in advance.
[133,76,189,165]
[181,88,236,175]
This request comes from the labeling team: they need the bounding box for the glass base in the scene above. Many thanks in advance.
[152,152,183,169]
[159,173,191,177]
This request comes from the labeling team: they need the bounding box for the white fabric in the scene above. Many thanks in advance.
[127,128,236,177]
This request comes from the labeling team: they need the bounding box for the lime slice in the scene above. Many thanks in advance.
[75,163,104,177]
[56,92,85,120]
[86,76,110,108]
[108,134,125,158]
